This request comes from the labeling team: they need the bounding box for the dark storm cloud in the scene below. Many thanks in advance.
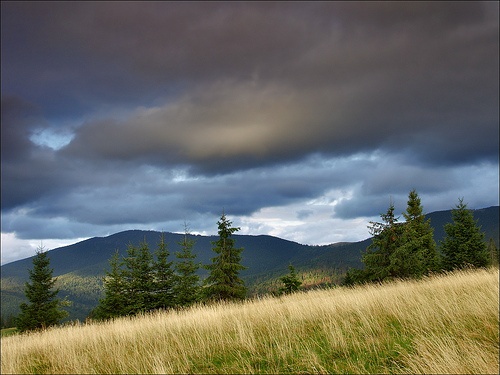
[0,96,71,210]
[1,1,498,253]
[40,0,496,174]
[1,96,40,161]
[9,156,363,228]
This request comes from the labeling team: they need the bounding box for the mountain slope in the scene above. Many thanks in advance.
[1,231,320,280]
[1,206,498,322]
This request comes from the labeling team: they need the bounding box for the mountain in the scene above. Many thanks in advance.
[1,206,498,323]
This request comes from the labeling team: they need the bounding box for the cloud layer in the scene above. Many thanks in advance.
[1,2,498,264]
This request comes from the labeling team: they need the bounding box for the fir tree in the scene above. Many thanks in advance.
[389,190,440,278]
[440,198,489,270]
[279,264,302,295]
[122,241,154,314]
[362,201,403,282]
[151,234,175,310]
[203,213,247,301]
[91,250,126,320]
[173,225,201,307]
[16,247,68,332]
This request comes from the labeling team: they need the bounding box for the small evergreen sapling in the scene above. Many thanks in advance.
[279,264,302,295]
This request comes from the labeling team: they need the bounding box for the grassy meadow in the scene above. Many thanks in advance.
[1,267,498,374]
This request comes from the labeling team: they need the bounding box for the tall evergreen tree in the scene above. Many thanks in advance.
[91,250,126,320]
[173,225,201,307]
[122,241,154,314]
[203,213,247,301]
[440,198,489,270]
[16,247,68,332]
[151,234,175,310]
[389,190,440,278]
[361,201,403,282]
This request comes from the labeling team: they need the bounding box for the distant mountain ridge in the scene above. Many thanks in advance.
[1,206,498,322]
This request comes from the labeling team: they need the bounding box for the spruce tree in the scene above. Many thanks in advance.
[440,198,489,270]
[173,226,201,307]
[16,247,68,332]
[122,241,154,314]
[362,202,403,282]
[390,190,440,278]
[151,234,175,310]
[91,250,126,320]
[203,213,247,301]
[279,264,302,295]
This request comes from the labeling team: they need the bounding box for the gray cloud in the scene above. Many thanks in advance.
[40,0,495,175]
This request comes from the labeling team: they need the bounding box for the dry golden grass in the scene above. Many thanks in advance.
[1,267,498,374]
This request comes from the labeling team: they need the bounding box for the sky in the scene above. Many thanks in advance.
[1,2,499,265]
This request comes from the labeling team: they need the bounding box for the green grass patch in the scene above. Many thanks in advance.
[1,327,18,337]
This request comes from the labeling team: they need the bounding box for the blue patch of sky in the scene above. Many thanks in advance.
[30,128,74,150]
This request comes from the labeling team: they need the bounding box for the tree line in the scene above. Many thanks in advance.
[10,194,497,332]
[343,190,497,285]
[13,213,251,331]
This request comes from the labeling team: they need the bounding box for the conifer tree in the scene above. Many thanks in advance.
[91,250,126,320]
[203,213,247,301]
[390,190,440,278]
[440,198,489,270]
[16,247,68,332]
[151,234,175,310]
[122,241,154,314]
[279,264,302,295]
[361,201,403,282]
[173,225,201,307]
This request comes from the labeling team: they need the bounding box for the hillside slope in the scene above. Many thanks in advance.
[1,268,498,374]
[1,206,498,322]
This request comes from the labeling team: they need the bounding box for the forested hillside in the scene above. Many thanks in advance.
[1,206,498,324]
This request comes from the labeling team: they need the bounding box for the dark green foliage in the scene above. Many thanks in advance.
[361,202,403,282]
[487,238,499,267]
[15,248,68,332]
[203,213,247,301]
[151,234,175,310]
[346,190,442,285]
[279,264,302,295]
[390,190,440,278]
[342,267,367,286]
[441,198,489,270]
[94,242,158,319]
[121,242,155,314]
[173,227,201,307]
[1,313,16,329]
[90,251,126,320]
[91,232,202,320]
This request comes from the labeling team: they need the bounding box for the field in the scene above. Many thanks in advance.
[1,268,498,374]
